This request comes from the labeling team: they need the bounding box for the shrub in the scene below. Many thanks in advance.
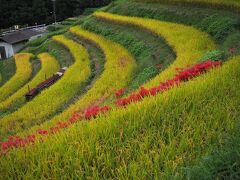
[198,14,238,41]
[131,0,240,12]
[198,50,225,62]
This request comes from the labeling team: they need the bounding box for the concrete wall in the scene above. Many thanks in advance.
[12,42,25,53]
[0,31,47,60]
[0,42,14,59]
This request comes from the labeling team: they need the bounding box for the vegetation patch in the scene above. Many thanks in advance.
[0,53,33,102]
[81,17,175,91]
[0,58,16,87]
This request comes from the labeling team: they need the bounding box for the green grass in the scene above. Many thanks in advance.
[179,123,240,179]
[131,0,240,12]
[0,58,16,87]
[24,40,74,68]
[107,1,240,45]
[1,55,239,179]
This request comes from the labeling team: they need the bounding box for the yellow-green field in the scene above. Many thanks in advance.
[0,0,239,178]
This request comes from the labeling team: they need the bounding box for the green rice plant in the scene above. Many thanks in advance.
[0,73,2,85]
[128,65,158,92]
[1,55,239,179]
[0,53,60,113]
[198,50,224,62]
[107,1,240,44]
[131,0,240,12]
[0,36,91,140]
[25,28,68,48]
[0,53,33,102]
[0,58,16,87]
[19,27,136,135]
[94,12,216,88]
[198,14,238,41]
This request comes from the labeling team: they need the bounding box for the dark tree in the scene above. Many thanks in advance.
[0,0,112,29]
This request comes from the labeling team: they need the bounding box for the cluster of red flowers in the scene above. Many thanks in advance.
[0,135,36,153]
[0,60,222,154]
[115,88,126,98]
[115,60,222,107]
[84,105,111,119]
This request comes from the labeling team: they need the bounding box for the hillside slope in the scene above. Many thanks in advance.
[0,0,239,179]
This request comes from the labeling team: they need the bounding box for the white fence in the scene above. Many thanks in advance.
[0,24,47,37]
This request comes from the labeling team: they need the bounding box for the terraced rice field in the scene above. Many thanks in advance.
[0,53,33,102]
[132,0,240,12]
[0,0,239,179]
[0,53,60,114]
[0,36,91,140]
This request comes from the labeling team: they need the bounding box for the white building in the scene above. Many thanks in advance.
[0,28,47,60]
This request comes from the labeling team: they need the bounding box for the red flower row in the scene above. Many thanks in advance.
[115,60,222,107]
[0,60,222,155]
[115,88,126,98]
[0,105,112,154]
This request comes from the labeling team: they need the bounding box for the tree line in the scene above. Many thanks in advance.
[0,0,111,29]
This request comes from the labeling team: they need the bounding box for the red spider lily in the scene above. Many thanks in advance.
[84,105,111,119]
[129,93,142,103]
[37,129,48,136]
[115,98,130,107]
[139,87,150,97]
[115,60,222,107]
[57,122,70,129]
[100,106,111,113]
[115,88,126,98]
[0,135,36,153]
[26,135,36,143]
[68,117,78,124]
[50,126,60,134]
[175,67,184,71]
[149,86,162,96]
[68,112,83,124]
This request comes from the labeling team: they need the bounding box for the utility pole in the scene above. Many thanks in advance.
[52,0,57,24]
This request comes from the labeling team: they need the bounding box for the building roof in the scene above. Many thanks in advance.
[0,29,45,44]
